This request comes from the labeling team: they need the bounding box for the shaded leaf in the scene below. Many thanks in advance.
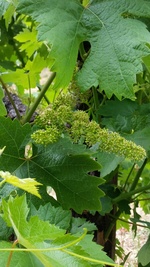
[138,236,150,266]
[0,117,104,213]
[70,217,97,234]
[0,0,9,17]
[99,196,113,216]
[0,217,13,240]
[96,150,123,177]
[33,202,71,230]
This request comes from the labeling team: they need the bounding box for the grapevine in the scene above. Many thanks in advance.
[31,93,146,161]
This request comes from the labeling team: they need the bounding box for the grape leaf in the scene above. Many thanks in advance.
[17,0,150,99]
[99,99,150,154]
[2,195,65,244]
[2,54,46,89]
[0,117,31,171]
[33,202,71,230]
[14,28,42,58]
[0,117,104,213]
[95,150,123,177]
[17,0,85,90]
[0,216,13,240]
[99,196,113,216]
[0,171,42,198]
[78,234,115,266]
[77,0,150,99]
[138,235,150,266]
[0,0,9,17]
[70,217,97,234]
[1,195,117,267]
[0,241,43,267]
[124,127,150,154]
[0,88,6,116]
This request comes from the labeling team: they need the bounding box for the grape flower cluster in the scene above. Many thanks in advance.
[31,93,146,161]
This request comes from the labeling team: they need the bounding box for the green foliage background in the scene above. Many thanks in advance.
[0,0,150,266]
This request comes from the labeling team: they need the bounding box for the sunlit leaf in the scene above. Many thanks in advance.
[0,171,42,198]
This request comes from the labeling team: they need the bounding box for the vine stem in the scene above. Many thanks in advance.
[21,72,56,124]
[0,77,21,120]
[104,209,121,242]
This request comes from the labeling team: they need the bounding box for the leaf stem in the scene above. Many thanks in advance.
[6,239,19,267]
[123,163,135,190]
[112,184,150,204]
[21,72,56,124]
[129,159,147,192]
[0,77,21,120]
[109,213,150,229]
[37,85,50,105]
[79,42,87,61]
[92,87,100,123]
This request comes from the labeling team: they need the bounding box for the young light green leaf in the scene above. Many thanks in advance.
[2,54,46,89]
[0,171,42,198]
[14,28,42,57]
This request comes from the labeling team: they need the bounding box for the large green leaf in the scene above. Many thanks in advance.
[1,195,117,267]
[77,0,150,99]
[17,0,85,90]
[99,99,150,154]
[2,195,65,244]
[0,117,104,213]
[17,0,150,99]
